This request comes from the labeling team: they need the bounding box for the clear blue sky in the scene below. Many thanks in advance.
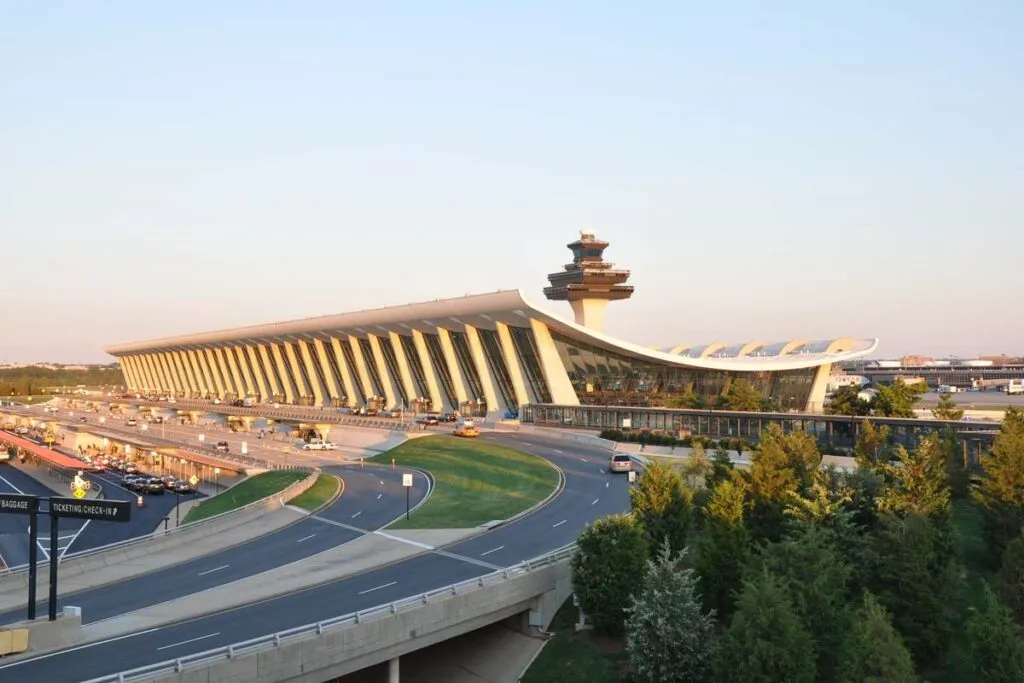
[2,1,1021,363]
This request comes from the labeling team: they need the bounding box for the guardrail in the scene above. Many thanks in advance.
[0,468,320,575]
[80,543,577,683]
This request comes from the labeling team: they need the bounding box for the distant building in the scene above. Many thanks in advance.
[900,355,933,367]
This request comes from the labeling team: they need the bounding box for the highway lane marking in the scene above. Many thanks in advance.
[376,493,383,500]
[605,481,609,488]
[197,564,229,576]
[297,534,316,543]
[0,475,25,494]
[552,520,567,528]
[435,549,503,571]
[58,520,91,560]
[157,632,221,651]
[480,545,504,557]
[0,627,164,669]
[580,457,587,462]
[351,511,362,519]
[358,581,397,595]
[553,448,564,453]
[592,498,599,505]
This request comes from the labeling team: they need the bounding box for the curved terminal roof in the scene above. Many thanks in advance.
[105,289,878,372]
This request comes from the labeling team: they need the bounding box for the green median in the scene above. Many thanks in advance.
[374,435,560,529]
[288,473,341,511]
[182,470,307,524]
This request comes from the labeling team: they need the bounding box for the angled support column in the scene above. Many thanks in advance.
[117,357,139,391]
[222,346,247,398]
[143,354,167,392]
[313,339,342,403]
[436,328,469,405]
[172,351,198,397]
[232,346,257,398]
[367,335,398,409]
[157,353,181,396]
[412,330,445,412]
[464,325,501,416]
[388,333,420,409]
[270,343,296,403]
[283,341,311,402]
[329,337,360,407]
[244,345,270,401]
[202,348,227,398]
[346,336,375,404]
[213,347,239,398]
[298,340,327,406]
[529,320,578,405]
[496,322,532,410]
[256,344,282,400]
[187,349,212,398]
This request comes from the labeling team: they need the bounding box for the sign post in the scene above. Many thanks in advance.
[402,473,413,521]
[0,493,40,620]
[46,497,131,621]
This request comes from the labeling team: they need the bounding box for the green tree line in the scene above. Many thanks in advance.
[0,366,124,396]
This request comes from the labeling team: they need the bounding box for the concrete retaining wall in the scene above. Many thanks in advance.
[140,561,572,683]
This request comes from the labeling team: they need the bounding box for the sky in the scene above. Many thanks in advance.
[2,1,1021,364]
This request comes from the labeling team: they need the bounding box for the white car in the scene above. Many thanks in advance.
[302,441,337,451]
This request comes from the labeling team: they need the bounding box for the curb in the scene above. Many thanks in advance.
[286,473,344,516]
[493,457,566,530]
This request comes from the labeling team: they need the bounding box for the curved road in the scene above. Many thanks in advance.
[0,434,628,682]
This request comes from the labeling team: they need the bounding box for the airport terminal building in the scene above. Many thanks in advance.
[105,234,877,417]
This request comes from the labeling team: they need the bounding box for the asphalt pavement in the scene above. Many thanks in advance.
[0,434,628,682]
[0,465,423,627]
[0,464,85,569]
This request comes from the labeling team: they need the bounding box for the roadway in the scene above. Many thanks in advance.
[0,464,86,570]
[0,465,424,627]
[0,434,628,682]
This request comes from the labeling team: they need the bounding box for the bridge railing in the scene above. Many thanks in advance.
[79,543,577,683]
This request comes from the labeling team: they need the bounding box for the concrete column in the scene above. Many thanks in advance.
[257,344,283,399]
[138,354,159,391]
[154,353,176,393]
[203,348,228,398]
[496,322,532,409]
[232,345,258,398]
[157,352,181,395]
[117,357,139,390]
[388,333,420,408]
[172,351,199,397]
[313,339,342,403]
[214,347,241,398]
[436,328,469,404]
[464,325,501,416]
[806,363,832,413]
[187,349,214,398]
[122,356,143,390]
[283,341,311,401]
[367,335,398,409]
[143,354,168,392]
[298,340,328,405]
[328,337,360,407]
[222,346,247,398]
[388,656,399,683]
[168,351,191,395]
[245,345,271,401]
[346,336,375,404]
[270,343,296,403]
[529,319,579,405]
[412,330,445,412]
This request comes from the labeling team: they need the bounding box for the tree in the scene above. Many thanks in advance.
[682,441,711,489]
[752,523,852,680]
[997,535,1024,624]
[630,460,693,555]
[872,378,927,418]
[965,584,1024,683]
[866,513,959,666]
[696,476,749,623]
[975,407,1024,563]
[786,466,852,527]
[836,592,917,683]
[707,443,733,489]
[827,385,873,417]
[876,436,951,518]
[714,571,817,683]
[718,379,763,412]
[625,544,716,683]
[747,424,820,542]
[854,420,892,469]
[931,392,964,421]
[570,514,648,634]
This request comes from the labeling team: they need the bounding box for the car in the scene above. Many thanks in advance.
[302,441,337,451]
[123,462,139,474]
[78,416,88,423]
[126,418,137,427]
[418,415,440,426]
[161,475,178,489]
[172,480,194,494]
[144,477,165,494]
[121,474,143,489]
[609,453,633,473]
[214,441,229,452]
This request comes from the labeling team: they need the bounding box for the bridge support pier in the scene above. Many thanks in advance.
[388,656,399,682]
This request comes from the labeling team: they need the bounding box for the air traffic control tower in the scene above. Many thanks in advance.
[543,232,634,333]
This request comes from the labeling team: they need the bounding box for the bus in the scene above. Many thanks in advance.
[1006,379,1024,395]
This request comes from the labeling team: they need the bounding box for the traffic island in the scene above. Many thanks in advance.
[287,473,342,512]
[371,435,561,530]
[182,471,308,524]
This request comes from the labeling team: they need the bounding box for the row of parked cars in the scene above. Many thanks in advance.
[81,455,195,495]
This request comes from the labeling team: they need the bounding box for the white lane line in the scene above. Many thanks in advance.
[297,534,316,543]
[351,511,362,519]
[157,632,221,651]
[580,457,587,462]
[605,481,609,488]
[358,581,397,595]
[376,493,382,500]
[197,564,229,576]
[592,498,599,505]
[59,520,91,559]
[552,520,567,528]
[0,475,25,494]
[553,449,564,454]
[373,530,435,550]
[480,545,504,557]
[0,627,164,668]
[379,479,384,486]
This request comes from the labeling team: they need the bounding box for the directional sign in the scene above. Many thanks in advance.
[49,497,131,522]
[189,475,199,486]
[72,488,86,499]
[0,493,39,515]
[402,473,413,487]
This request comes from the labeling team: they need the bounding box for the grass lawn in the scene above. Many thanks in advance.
[374,435,560,529]
[183,471,307,524]
[520,599,627,683]
[288,473,341,511]
[6,396,57,405]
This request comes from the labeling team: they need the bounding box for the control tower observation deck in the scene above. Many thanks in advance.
[543,232,634,332]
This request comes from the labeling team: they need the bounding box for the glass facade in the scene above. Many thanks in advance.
[398,335,430,399]
[549,331,816,409]
[357,337,386,398]
[423,333,458,409]
[338,340,366,404]
[379,338,410,407]
[477,328,517,413]
[508,325,552,403]
[448,330,488,415]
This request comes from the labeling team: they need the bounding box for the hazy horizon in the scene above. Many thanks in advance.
[3,2,1021,364]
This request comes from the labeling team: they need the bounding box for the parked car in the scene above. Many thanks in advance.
[144,477,165,494]
[215,441,229,452]
[302,441,337,451]
[609,454,633,473]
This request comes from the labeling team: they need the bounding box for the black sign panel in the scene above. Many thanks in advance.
[48,497,131,522]
[0,493,39,515]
